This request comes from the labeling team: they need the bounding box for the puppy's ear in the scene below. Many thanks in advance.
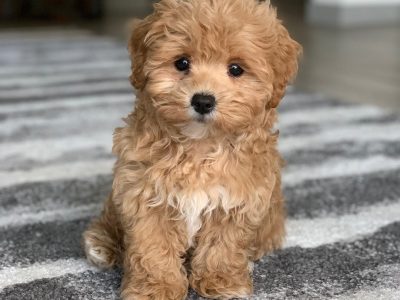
[128,17,154,90]
[128,1,180,90]
[269,22,302,108]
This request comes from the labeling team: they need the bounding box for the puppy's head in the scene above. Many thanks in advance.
[129,0,301,138]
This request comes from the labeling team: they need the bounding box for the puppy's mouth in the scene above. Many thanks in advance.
[195,115,217,126]
[180,119,210,139]
[191,111,215,124]
[195,115,206,123]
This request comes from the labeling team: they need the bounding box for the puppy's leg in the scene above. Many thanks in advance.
[83,194,123,269]
[252,184,285,261]
[121,209,189,300]
[190,212,253,299]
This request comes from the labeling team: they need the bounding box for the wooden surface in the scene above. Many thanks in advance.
[277,0,400,110]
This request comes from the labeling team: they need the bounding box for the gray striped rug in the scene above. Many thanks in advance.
[0,29,399,300]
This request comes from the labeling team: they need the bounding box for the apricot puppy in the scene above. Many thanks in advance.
[83,0,301,299]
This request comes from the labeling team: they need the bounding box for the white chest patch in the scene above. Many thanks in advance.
[172,186,232,246]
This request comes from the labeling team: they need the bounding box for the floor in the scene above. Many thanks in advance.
[2,29,400,299]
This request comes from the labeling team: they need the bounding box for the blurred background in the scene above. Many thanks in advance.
[0,0,399,109]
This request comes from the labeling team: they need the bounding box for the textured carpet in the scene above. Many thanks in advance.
[0,29,400,300]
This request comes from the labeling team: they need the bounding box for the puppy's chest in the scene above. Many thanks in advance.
[173,186,233,246]
[156,145,265,245]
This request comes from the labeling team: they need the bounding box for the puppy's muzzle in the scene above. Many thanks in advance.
[191,93,216,115]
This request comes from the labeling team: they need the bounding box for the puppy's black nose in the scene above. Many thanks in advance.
[191,93,216,115]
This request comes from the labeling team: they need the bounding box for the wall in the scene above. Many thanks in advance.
[307,0,400,26]
[104,0,155,17]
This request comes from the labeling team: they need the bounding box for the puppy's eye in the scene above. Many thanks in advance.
[175,57,191,72]
[228,64,244,77]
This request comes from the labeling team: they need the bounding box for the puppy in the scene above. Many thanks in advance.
[83,0,301,299]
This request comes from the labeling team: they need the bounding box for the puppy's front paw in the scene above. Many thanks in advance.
[122,277,188,300]
[190,271,253,299]
[121,287,187,300]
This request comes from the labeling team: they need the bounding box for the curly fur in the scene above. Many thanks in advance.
[83,0,301,299]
